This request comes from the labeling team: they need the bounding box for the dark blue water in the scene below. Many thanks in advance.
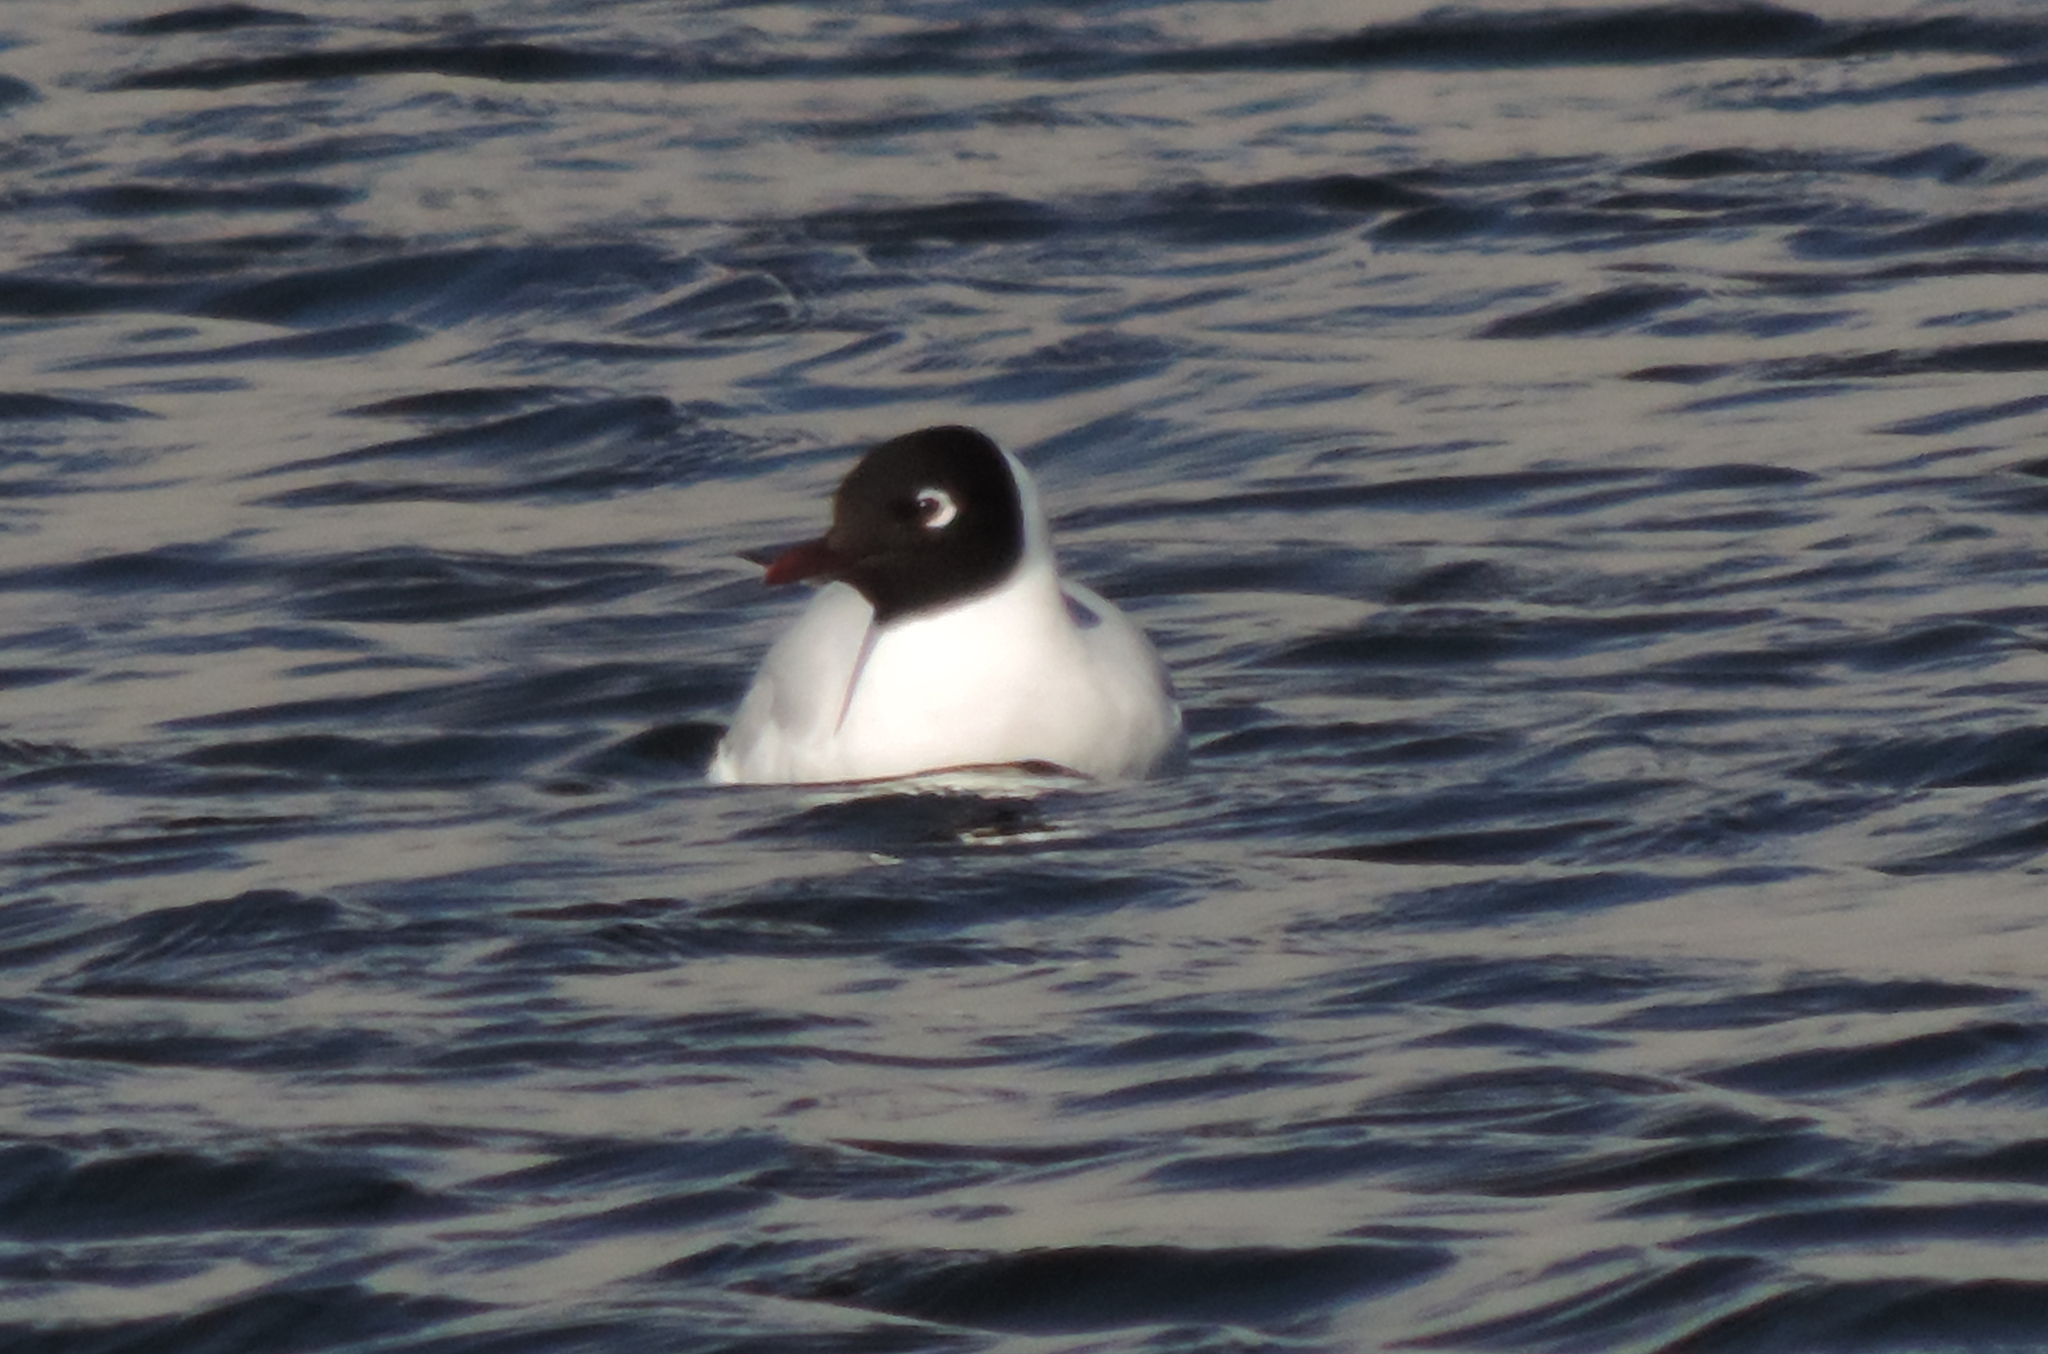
[9,1,2048,1349]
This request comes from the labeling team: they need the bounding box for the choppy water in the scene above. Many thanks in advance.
[8,0,2048,1349]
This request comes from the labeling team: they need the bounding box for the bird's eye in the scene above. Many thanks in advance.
[914,489,958,529]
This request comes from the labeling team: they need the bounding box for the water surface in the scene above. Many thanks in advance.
[8,1,2048,1350]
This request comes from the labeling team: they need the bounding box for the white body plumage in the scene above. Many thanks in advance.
[710,432,1183,785]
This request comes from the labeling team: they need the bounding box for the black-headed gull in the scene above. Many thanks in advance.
[710,425,1184,785]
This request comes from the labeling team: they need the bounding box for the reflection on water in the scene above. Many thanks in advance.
[7,0,2048,1349]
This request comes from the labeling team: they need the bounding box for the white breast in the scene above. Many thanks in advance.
[708,563,1182,785]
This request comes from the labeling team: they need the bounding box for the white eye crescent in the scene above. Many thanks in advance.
[915,489,958,529]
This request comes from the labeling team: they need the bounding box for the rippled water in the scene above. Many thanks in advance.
[9,0,2048,1349]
